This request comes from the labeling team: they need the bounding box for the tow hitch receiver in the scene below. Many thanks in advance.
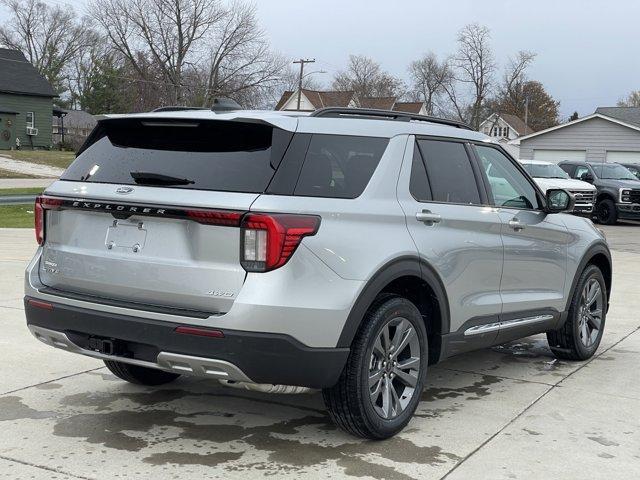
[88,337,120,355]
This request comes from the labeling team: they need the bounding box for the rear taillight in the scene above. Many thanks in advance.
[35,196,63,245]
[240,213,320,272]
[186,209,243,226]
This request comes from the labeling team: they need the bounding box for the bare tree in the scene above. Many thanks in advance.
[452,24,496,128]
[89,0,224,104]
[200,1,288,108]
[333,54,405,100]
[408,52,452,115]
[0,0,94,91]
[618,90,640,107]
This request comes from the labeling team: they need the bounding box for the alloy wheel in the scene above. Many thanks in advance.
[578,278,603,348]
[368,317,421,419]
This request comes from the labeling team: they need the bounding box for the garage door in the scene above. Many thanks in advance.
[606,151,640,164]
[533,150,586,163]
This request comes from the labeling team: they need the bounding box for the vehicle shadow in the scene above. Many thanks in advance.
[13,334,579,477]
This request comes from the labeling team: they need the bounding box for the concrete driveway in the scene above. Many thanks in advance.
[0,225,639,479]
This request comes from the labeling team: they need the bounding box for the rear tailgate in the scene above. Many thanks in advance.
[38,117,293,314]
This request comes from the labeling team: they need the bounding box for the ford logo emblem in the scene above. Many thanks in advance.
[115,186,134,194]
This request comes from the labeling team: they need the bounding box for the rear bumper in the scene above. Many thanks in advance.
[25,297,349,389]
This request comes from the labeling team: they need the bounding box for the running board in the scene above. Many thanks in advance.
[464,314,555,336]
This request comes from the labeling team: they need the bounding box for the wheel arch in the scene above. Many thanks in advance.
[596,191,616,204]
[337,256,450,365]
[566,242,612,313]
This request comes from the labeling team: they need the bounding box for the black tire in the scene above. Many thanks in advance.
[547,264,607,360]
[322,295,428,439]
[104,360,181,386]
[596,198,618,225]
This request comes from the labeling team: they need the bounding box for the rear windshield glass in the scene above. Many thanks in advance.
[294,134,388,198]
[61,119,292,193]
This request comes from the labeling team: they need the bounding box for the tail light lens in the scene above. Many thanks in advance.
[35,196,63,245]
[240,213,320,272]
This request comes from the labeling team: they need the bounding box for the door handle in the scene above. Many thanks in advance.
[416,210,442,225]
[508,219,525,231]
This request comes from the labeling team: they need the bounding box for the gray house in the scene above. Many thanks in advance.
[513,107,640,164]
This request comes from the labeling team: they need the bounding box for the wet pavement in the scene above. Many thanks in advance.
[0,225,639,479]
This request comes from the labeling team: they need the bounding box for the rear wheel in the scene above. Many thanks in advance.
[104,360,181,386]
[596,198,617,225]
[547,264,606,360]
[323,295,428,439]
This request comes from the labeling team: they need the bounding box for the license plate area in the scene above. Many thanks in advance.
[105,220,147,252]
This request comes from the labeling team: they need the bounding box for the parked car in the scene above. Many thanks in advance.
[520,159,596,215]
[558,161,640,224]
[25,107,611,439]
[618,163,640,180]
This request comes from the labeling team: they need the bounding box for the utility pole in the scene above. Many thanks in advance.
[293,58,315,111]
[524,96,530,130]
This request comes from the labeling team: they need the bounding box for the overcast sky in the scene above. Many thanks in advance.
[3,0,639,118]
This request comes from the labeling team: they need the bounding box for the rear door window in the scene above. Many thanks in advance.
[418,139,481,205]
[62,119,292,193]
[294,135,388,198]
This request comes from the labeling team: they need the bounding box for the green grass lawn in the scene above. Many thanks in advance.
[1,150,76,169]
[0,187,43,196]
[0,204,34,227]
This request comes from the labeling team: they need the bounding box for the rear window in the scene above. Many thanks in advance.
[62,119,292,193]
[294,134,388,198]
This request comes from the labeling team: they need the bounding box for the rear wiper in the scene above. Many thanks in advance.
[130,171,195,186]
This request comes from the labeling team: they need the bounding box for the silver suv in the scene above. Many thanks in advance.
[25,107,612,439]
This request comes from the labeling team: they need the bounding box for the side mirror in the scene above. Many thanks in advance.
[581,173,595,183]
[546,189,575,214]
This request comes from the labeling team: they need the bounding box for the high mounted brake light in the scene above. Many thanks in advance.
[240,213,320,272]
[35,196,63,245]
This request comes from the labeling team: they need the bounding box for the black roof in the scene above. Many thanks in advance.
[595,107,640,128]
[0,48,56,97]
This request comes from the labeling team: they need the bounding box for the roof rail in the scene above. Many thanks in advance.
[310,107,472,130]
[152,106,208,112]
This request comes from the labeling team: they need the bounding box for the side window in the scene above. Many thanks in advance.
[573,165,590,180]
[294,134,388,199]
[409,143,431,202]
[558,164,575,176]
[475,145,540,209]
[418,139,481,205]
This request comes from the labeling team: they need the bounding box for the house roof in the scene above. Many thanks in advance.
[359,96,396,110]
[0,48,56,97]
[512,111,640,144]
[595,107,640,127]
[393,102,424,114]
[494,113,535,136]
[52,109,98,129]
[274,89,355,110]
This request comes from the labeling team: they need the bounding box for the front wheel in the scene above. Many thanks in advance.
[547,264,606,360]
[323,295,428,439]
[596,199,617,225]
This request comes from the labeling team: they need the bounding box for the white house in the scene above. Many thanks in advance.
[479,113,535,158]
